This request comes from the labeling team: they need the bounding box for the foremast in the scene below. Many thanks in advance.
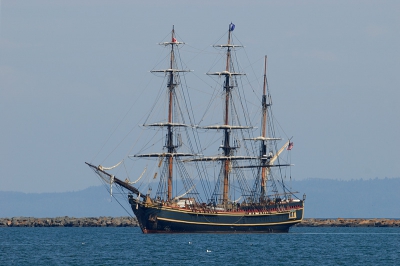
[166,27,176,201]
[135,26,193,202]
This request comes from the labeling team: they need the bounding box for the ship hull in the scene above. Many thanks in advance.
[130,200,304,233]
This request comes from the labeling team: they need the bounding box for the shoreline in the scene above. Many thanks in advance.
[0,217,399,227]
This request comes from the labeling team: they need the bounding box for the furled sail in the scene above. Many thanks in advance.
[97,160,123,171]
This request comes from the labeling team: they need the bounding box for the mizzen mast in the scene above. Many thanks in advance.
[261,56,269,197]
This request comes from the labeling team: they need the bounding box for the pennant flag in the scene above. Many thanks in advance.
[172,37,177,43]
[287,142,294,150]
[229,23,235,32]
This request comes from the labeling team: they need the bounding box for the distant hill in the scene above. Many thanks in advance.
[0,186,130,218]
[292,177,400,218]
[1,178,399,218]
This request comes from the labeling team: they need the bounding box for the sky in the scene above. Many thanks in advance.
[1,0,399,193]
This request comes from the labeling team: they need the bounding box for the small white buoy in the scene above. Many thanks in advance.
[82,242,85,245]
[188,241,192,244]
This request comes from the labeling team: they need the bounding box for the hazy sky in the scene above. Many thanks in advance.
[1,0,399,193]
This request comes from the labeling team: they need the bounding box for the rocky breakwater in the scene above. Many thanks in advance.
[1,217,399,227]
[296,218,400,227]
[0,216,138,227]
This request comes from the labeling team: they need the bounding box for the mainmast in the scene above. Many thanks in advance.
[187,23,252,206]
[221,23,234,205]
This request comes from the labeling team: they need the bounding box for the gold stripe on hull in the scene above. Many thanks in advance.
[144,204,304,217]
[157,215,303,227]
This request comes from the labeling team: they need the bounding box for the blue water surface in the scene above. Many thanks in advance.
[1,227,399,265]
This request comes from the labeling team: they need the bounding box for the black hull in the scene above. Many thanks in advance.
[130,201,304,233]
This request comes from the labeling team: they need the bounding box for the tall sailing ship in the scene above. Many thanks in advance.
[86,23,305,233]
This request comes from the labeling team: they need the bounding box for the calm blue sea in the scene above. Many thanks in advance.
[1,227,399,265]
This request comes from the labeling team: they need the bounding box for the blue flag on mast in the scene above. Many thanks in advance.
[229,23,235,31]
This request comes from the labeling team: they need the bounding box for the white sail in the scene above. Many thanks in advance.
[125,166,147,185]
[98,160,123,171]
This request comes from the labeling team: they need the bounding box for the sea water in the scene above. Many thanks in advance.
[1,227,399,265]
